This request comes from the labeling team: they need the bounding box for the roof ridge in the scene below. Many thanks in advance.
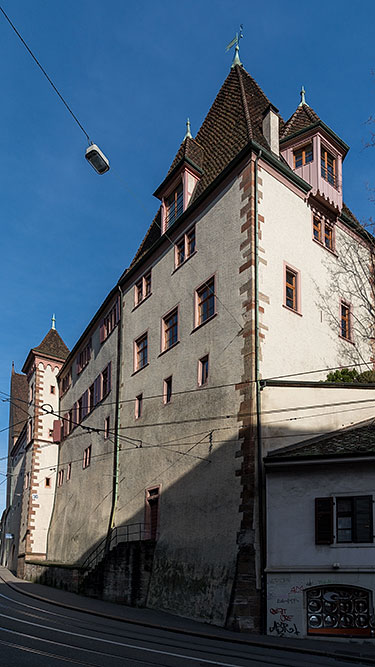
[235,66,252,141]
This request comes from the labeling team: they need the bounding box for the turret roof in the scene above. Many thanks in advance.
[33,328,69,360]
[280,103,321,141]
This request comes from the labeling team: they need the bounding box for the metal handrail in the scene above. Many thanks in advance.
[81,522,155,572]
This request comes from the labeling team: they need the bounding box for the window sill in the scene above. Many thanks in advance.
[132,293,152,312]
[131,363,149,376]
[312,238,338,257]
[172,250,197,275]
[158,340,180,357]
[191,312,217,334]
[339,334,355,346]
[282,304,302,317]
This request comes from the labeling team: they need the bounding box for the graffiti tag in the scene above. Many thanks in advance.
[269,620,300,637]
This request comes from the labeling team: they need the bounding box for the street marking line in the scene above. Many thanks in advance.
[0,613,245,666]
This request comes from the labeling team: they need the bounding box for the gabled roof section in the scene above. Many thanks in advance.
[131,65,281,272]
[33,328,69,360]
[280,103,321,141]
[265,419,375,462]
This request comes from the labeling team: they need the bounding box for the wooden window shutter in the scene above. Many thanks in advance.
[72,402,78,427]
[99,319,105,343]
[315,497,334,544]
[354,496,373,543]
[52,419,62,443]
[115,296,120,323]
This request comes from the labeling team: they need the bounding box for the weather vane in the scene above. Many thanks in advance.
[225,25,243,68]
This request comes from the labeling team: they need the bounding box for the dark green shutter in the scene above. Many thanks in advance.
[315,497,333,544]
[354,496,373,543]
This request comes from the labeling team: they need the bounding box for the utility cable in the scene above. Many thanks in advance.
[0,6,91,143]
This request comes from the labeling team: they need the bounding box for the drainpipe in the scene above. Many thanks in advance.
[106,285,122,549]
[254,149,266,634]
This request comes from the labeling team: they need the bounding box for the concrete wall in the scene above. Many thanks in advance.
[266,462,375,638]
[2,431,26,571]
[116,173,247,625]
[47,300,119,564]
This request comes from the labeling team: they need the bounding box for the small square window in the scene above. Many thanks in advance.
[135,394,143,419]
[198,355,209,386]
[45,477,51,488]
[49,429,53,438]
[135,334,148,371]
[163,377,172,404]
[83,445,92,469]
[50,385,55,394]
[57,470,64,487]
[196,277,215,326]
[162,308,178,351]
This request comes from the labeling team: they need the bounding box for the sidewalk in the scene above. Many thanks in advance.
[1,566,375,663]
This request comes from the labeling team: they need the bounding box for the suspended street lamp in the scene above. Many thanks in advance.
[85,143,110,175]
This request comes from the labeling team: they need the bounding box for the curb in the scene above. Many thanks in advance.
[2,575,375,664]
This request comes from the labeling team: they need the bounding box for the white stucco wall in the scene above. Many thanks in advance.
[258,163,373,381]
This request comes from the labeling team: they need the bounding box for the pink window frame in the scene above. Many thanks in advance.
[161,175,184,234]
[163,376,173,404]
[135,394,143,419]
[194,275,216,329]
[133,330,149,372]
[160,304,179,353]
[174,225,196,269]
[283,261,302,315]
[198,355,209,387]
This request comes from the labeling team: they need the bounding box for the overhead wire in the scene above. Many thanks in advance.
[0,5,91,142]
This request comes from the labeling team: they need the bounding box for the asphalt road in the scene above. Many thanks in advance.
[0,579,373,666]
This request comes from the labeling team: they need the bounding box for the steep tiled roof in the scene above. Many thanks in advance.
[130,65,281,268]
[33,329,69,361]
[266,419,375,461]
[280,103,321,141]
[9,369,28,439]
[166,137,205,178]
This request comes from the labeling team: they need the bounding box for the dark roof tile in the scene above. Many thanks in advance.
[33,329,69,361]
[280,103,321,141]
[9,370,28,439]
[266,419,375,461]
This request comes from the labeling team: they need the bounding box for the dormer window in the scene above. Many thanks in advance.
[165,183,183,229]
[321,147,336,187]
[293,143,313,168]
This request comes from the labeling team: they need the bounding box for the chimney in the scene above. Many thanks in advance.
[262,104,279,156]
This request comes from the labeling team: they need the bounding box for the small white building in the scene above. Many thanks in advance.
[265,419,375,639]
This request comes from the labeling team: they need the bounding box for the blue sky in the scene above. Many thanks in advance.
[0,0,374,509]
